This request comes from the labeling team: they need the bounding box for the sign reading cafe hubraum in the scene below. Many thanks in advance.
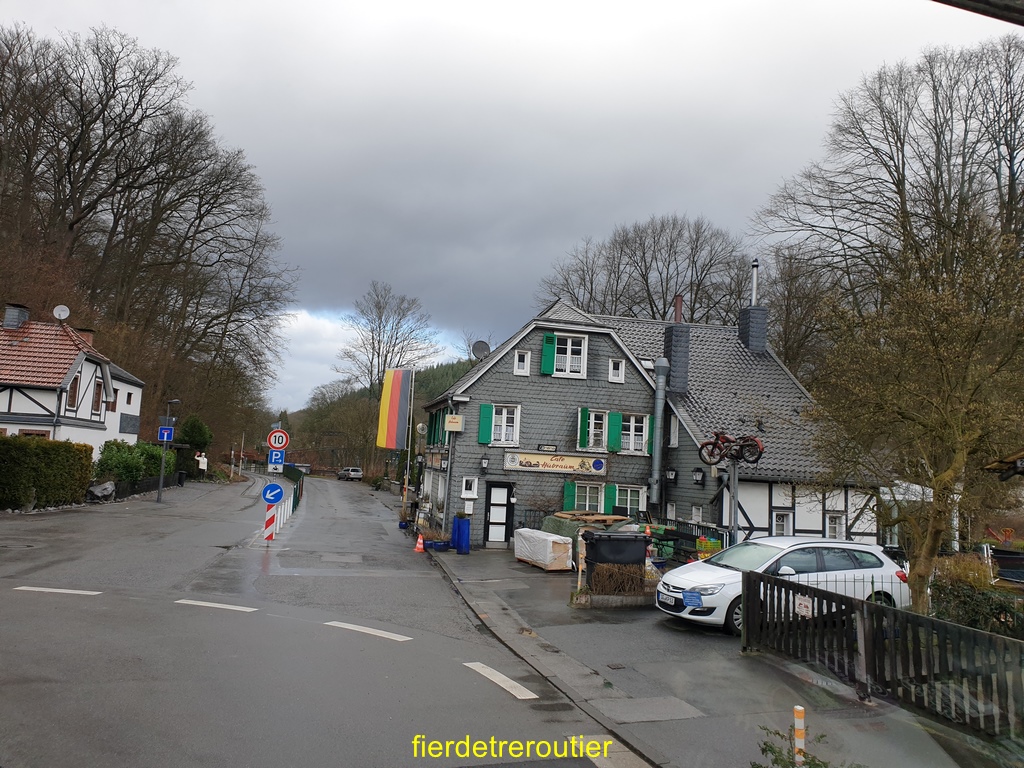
[503,452,607,475]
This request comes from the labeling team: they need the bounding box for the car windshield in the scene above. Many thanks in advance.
[705,541,784,571]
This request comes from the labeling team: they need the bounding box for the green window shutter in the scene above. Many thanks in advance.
[647,415,654,455]
[578,407,589,449]
[540,333,556,375]
[607,412,622,452]
[563,480,576,511]
[604,484,618,513]
[478,403,493,444]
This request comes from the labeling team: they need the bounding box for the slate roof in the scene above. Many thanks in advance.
[430,298,825,483]
[0,321,111,388]
[593,313,826,483]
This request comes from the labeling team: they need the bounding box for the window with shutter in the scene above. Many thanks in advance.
[606,411,622,452]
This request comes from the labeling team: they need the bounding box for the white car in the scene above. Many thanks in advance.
[655,536,910,635]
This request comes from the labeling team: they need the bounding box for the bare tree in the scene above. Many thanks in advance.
[537,214,747,323]
[334,281,441,395]
[757,35,1024,610]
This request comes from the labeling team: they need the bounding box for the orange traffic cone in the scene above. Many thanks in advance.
[414,534,425,553]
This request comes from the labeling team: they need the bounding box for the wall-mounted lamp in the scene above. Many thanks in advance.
[510,486,517,504]
[440,458,449,471]
[480,455,489,474]
[665,467,678,485]
[692,467,706,487]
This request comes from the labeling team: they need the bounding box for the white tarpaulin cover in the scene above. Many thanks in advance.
[514,528,573,571]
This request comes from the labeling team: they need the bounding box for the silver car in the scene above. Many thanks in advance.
[337,467,363,481]
[655,536,910,635]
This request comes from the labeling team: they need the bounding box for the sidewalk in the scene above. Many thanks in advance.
[419,541,1015,768]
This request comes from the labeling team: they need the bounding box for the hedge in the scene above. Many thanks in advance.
[0,435,93,510]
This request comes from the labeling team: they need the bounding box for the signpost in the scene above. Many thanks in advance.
[262,483,284,542]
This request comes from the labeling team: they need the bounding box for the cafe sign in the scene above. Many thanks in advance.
[503,452,607,475]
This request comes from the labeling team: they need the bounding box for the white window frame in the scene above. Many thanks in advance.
[668,414,679,448]
[553,334,587,378]
[616,485,647,516]
[461,477,479,500]
[576,483,603,513]
[491,405,520,446]
[826,514,844,540]
[665,502,676,521]
[513,350,531,376]
[620,414,647,454]
[585,409,607,450]
[773,512,792,536]
[608,358,624,383]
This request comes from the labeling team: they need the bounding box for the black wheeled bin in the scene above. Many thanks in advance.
[581,530,650,589]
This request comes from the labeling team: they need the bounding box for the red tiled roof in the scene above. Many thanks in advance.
[0,321,110,388]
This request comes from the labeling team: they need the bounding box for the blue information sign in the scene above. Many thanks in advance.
[268,449,285,465]
[158,426,174,443]
[262,483,284,504]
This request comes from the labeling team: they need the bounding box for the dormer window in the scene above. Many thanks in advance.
[540,332,587,378]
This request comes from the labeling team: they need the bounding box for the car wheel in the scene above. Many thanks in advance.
[725,596,743,636]
[868,592,894,607]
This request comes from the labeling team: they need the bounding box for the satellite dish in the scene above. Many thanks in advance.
[416,423,427,435]
[471,340,491,360]
[53,305,70,321]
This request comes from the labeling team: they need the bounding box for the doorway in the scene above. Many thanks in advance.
[484,483,514,547]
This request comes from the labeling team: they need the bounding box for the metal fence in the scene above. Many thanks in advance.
[742,571,1024,742]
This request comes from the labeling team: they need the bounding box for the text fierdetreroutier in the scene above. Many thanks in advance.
[411,734,614,760]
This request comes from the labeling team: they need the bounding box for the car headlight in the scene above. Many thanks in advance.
[692,584,725,595]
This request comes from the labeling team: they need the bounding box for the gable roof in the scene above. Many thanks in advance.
[0,321,113,388]
[425,300,652,408]
[595,313,824,482]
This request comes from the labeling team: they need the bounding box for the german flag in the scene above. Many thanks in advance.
[376,369,412,449]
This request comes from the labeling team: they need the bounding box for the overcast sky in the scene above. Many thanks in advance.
[6,1,1013,412]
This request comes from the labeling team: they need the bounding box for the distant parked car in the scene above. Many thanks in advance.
[337,467,363,481]
[655,536,910,636]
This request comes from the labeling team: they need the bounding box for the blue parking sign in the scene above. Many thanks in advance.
[268,449,285,465]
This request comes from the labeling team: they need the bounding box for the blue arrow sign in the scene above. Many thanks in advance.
[268,449,285,465]
[262,483,284,504]
[158,426,174,442]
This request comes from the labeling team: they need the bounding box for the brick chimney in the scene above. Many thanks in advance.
[74,328,95,346]
[3,304,29,329]
[738,259,768,353]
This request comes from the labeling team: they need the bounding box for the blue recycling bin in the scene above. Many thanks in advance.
[453,517,471,555]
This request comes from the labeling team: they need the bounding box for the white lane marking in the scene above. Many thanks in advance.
[174,599,258,612]
[463,662,539,700]
[324,621,412,642]
[14,586,102,595]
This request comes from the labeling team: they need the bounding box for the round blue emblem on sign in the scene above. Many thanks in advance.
[592,459,604,471]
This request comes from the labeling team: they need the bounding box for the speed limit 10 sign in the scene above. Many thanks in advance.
[267,429,290,450]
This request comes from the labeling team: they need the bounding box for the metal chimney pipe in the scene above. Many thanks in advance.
[751,259,759,306]
[673,295,683,324]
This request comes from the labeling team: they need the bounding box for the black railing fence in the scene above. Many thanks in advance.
[742,571,1024,743]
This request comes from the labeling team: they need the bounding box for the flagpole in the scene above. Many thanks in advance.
[400,369,415,524]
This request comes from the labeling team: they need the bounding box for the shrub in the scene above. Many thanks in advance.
[0,435,91,509]
[930,554,1022,639]
[95,440,174,484]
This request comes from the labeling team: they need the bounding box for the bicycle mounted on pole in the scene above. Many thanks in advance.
[697,430,764,466]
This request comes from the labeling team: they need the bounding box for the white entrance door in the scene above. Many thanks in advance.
[485,485,510,546]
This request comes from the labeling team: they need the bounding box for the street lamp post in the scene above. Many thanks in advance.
[156,398,181,503]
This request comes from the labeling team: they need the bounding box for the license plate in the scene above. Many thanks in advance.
[658,592,676,605]
[682,591,704,608]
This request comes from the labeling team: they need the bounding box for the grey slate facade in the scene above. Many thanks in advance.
[423,300,880,548]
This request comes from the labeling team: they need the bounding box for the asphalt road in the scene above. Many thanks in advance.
[0,477,612,768]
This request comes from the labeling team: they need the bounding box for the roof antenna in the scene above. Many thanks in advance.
[750,259,759,306]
